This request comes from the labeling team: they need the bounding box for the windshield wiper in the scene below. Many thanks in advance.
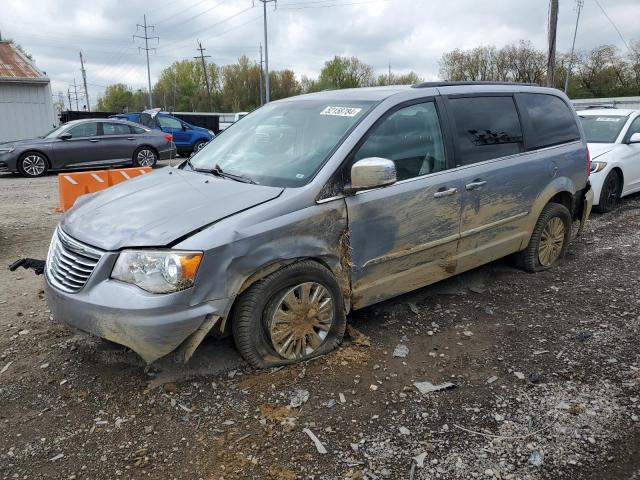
[189,161,256,184]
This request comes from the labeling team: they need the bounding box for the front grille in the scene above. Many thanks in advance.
[46,228,104,293]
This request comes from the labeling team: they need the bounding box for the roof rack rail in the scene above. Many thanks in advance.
[412,81,539,88]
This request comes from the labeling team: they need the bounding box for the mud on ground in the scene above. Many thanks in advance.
[0,168,639,480]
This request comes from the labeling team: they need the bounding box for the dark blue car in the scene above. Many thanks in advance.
[112,110,214,155]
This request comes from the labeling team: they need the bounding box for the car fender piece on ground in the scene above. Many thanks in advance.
[58,166,152,211]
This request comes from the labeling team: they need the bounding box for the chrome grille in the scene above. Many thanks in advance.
[46,228,104,293]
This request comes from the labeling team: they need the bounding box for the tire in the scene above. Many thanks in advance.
[231,260,347,368]
[18,152,48,177]
[133,146,158,168]
[515,202,572,272]
[594,170,621,213]
[193,140,207,153]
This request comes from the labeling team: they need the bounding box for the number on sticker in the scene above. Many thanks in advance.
[320,106,362,117]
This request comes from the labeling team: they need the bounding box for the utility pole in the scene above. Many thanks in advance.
[259,43,264,106]
[72,78,79,111]
[546,0,559,87]
[564,0,583,93]
[134,14,158,108]
[194,41,212,111]
[258,0,276,103]
[388,63,391,86]
[67,88,72,111]
[79,52,90,112]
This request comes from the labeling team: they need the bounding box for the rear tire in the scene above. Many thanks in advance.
[231,261,346,368]
[594,170,621,213]
[133,146,158,168]
[515,202,572,272]
[18,152,48,177]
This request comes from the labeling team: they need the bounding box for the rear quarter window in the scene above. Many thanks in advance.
[518,93,580,149]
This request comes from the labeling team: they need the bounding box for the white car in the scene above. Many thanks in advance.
[578,108,640,212]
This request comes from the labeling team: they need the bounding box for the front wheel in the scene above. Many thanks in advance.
[231,261,347,368]
[18,153,48,177]
[595,170,621,213]
[515,202,572,272]
[133,147,157,168]
[192,140,207,154]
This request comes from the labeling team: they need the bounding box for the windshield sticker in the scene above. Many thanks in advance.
[295,173,305,179]
[595,117,623,122]
[320,106,362,117]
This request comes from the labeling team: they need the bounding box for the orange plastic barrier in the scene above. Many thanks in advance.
[58,167,152,212]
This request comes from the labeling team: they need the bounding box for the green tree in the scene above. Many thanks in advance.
[153,60,221,112]
[317,56,374,90]
[375,71,422,86]
[269,69,301,100]
[96,83,148,112]
[221,55,262,111]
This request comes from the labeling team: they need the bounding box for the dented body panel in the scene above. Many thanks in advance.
[45,84,592,363]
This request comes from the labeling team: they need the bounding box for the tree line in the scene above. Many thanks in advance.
[439,40,640,98]
[95,55,421,113]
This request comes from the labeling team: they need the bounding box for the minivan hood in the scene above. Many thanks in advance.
[587,143,616,160]
[61,168,283,250]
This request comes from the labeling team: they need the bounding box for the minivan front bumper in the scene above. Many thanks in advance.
[45,275,229,363]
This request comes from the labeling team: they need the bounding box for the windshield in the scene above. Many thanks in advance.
[42,125,68,139]
[187,100,375,187]
[579,115,628,143]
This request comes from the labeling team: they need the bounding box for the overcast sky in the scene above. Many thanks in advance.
[1,0,639,108]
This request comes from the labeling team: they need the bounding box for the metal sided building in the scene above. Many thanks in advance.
[0,41,57,143]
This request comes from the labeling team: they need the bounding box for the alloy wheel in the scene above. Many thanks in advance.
[538,217,565,266]
[137,149,156,167]
[268,282,334,360]
[22,155,46,176]
[602,173,619,211]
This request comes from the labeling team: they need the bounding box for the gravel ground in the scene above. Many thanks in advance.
[0,166,639,480]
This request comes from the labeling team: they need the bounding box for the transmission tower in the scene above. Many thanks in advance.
[134,14,159,108]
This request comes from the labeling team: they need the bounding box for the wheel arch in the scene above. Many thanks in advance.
[19,149,52,168]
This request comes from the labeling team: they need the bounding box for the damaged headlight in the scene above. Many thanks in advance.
[111,250,203,293]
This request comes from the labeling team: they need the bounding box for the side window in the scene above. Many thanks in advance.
[518,93,580,149]
[158,116,183,129]
[132,126,146,134]
[67,122,98,138]
[449,96,523,165]
[352,102,446,181]
[626,117,640,139]
[102,123,132,135]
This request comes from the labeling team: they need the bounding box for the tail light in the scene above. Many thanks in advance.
[164,134,173,142]
[586,147,591,176]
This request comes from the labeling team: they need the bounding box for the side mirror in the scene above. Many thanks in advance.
[629,132,640,144]
[348,157,397,193]
[182,124,189,131]
[59,133,72,140]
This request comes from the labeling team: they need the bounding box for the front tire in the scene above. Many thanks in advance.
[133,147,158,168]
[18,152,48,177]
[595,170,621,213]
[515,202,572,272]
[193,140,207,154]
[231,261,347,368]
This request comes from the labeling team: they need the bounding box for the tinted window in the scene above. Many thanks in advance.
[67,122,98,138]
[353,102,446,181]
[449,96,523,165]
[158,116,183,129]
[132,126,147,134]
[625,116,640,140]
[520,93,580,148]
[579,115,627,143]
[102,123,132,135]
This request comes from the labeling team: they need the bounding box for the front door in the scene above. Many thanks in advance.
[621,116,640,194]
[344,100,464,309]
[158,115,189,149]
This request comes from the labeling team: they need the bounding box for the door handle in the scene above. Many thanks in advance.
[89,139,100,143]
[465,180,487,190]
[127,137,135,140]
[434,187,458,198]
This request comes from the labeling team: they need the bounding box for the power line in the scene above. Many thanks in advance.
[158,0,230,30]
[133,14,159,108]
[277,0,389,10]
[593,0,630,50]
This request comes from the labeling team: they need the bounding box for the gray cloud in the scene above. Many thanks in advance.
[1,0,638,108]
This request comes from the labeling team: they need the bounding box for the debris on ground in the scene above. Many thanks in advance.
[302,428,327,454]
[289,389,310,408]
[413,381,456,394]
[392,343,409,358]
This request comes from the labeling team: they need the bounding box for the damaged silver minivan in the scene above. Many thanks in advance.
[45,82,593,367]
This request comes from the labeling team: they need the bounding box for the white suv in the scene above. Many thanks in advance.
[578,108,640,212]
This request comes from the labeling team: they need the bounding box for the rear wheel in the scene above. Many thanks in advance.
[515,202,572,272]
[18,152,48,177]
[595,170,621,213]
[231,261,346,368]
[133,147,157,167]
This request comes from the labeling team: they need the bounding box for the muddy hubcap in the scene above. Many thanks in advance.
[269,282,334,360]
[538,217,565,266]
[137,149,155,166]
[196,142,206,151]
[22,155,46,176]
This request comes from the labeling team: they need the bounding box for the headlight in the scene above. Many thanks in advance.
[0,147,15,154]
[590,161,607,173]
[111,250,203,293]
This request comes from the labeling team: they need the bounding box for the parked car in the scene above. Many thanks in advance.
[577,108,640,212]
[112,110,214,155]
[45,83,593,368]
[0,119,176,178]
